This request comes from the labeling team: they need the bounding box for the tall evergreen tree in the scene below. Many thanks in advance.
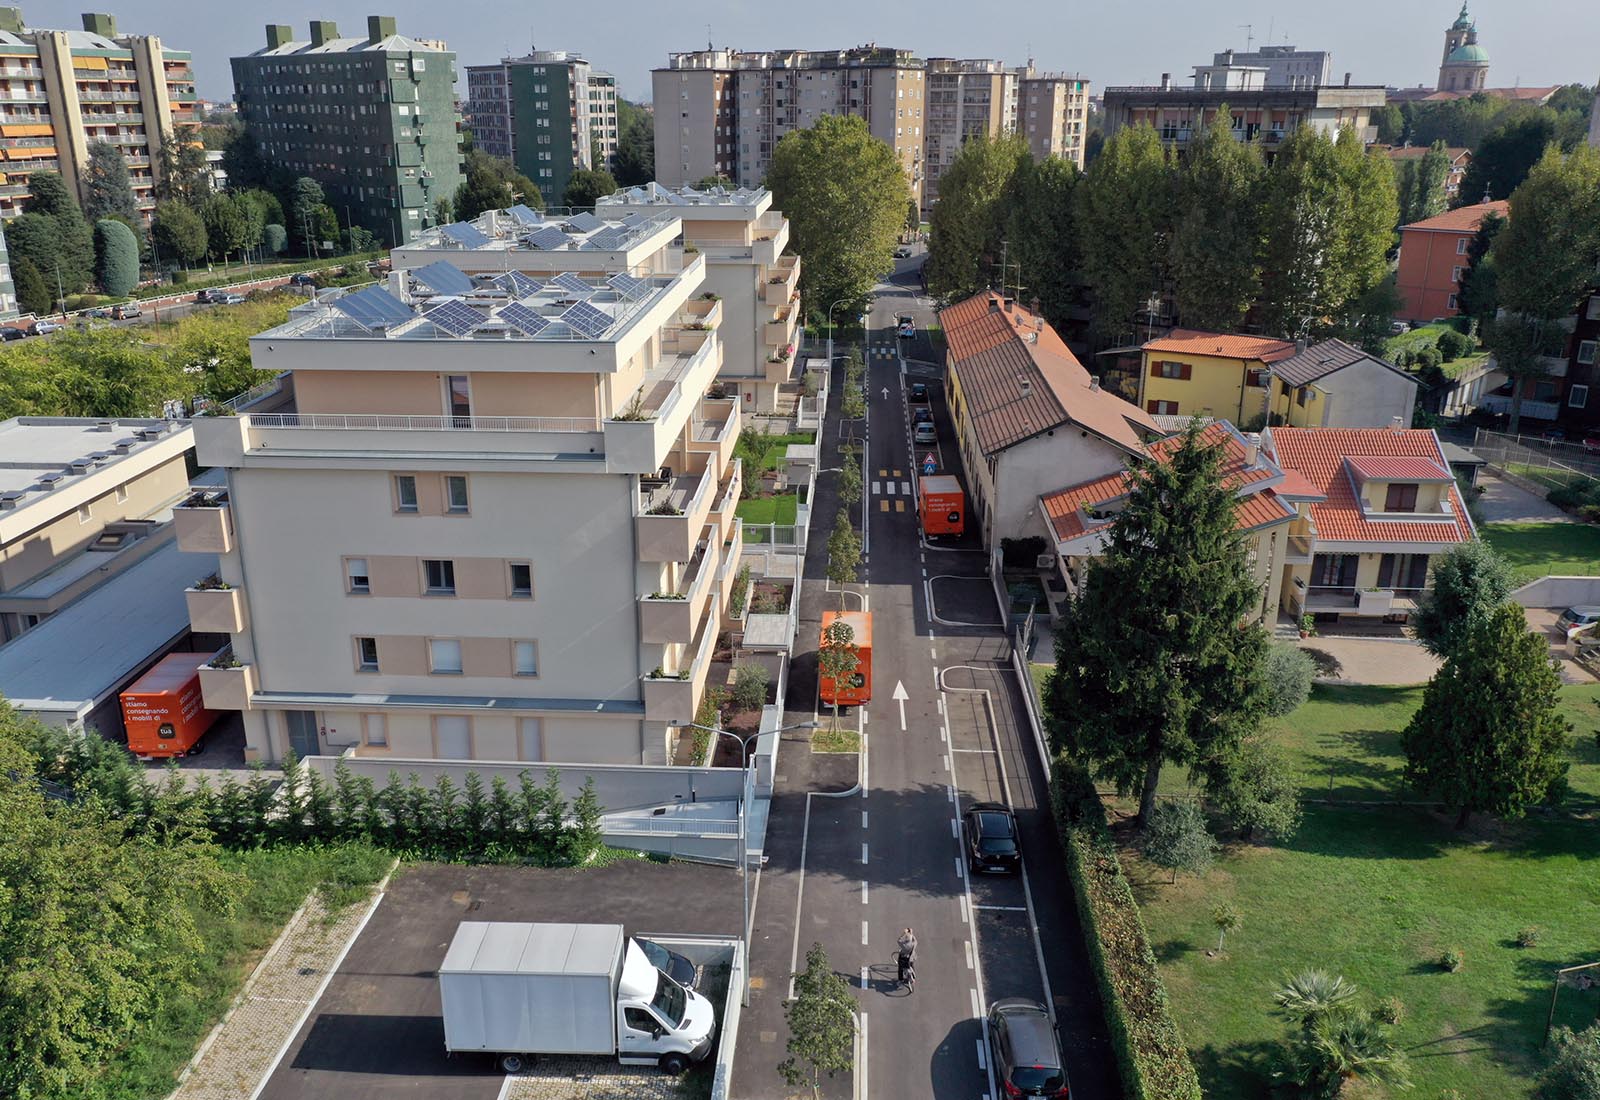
[925,132,1029,300]
[1457,112,1559,205]
[81,142,139,224]
[1075,123,1172,344]
[1394,141,1451,226]
[611,99,655,186]
[1402,602,1571,827]
[93,218,139,297]
[1169,111,1263,331]
[19,172,94,295]
[1456,209,1505,327]
[153,128,211,205]
[11,255,50,315]
[1410,541,1514,660]
[1044,422,1270,826]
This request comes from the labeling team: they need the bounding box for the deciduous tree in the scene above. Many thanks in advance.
[453,148,542,222]
[1143,798,1217,882]
[766,114,908,317]
[151,200,207,269]
[1456,208,1506,326]
[1002,155,1080,331]
[561,167,617,211]
[1257,127,1356,337]
[1459,112,1559,204]
[925,132,1028,300]
[825,509,861,602]
[1170,111,1263,331]
[610,99,655,186]
[1075,123,1172,344]
[1394,141,1451,226]
[1402,602,1571,827]
[778,942,855,1097]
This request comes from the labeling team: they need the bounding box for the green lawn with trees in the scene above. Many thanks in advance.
[1481,521,1600,582]
[1127,682,1600,1099]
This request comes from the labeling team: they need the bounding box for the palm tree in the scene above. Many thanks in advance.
[1273,970,1360,1031]
[1281,1009,1410,1098]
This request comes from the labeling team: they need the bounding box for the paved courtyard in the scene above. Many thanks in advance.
[1296,635,1440,686]
[1476,471,1573,524]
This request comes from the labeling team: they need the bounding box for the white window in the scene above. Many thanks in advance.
[424,559,455,594]
[1452,266,1464,283]
[394,474,418,512]
[1447,293,1459,310]
[509,561,533,598]
[355,636,380,672]
[1579,340,1598,366]
[434,715,471,758]
[362,713,388,747]
[513,640,538,676]
[445,475,469,513]
[345,557,370,594]
[518,717,543,761]
[1570,384,1589,409]
[429,638,463,674]
[1456,237,1469,255]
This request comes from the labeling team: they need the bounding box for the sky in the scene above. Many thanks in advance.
[27,0,1597,104]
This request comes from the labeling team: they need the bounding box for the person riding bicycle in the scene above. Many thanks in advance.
[896,927,918,988]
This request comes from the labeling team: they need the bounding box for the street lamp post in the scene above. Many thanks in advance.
[684,718,817,1006]
[826,297,869,366]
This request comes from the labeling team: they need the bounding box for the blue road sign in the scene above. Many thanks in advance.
[922,453,938,474]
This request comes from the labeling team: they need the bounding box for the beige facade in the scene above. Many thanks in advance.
[1017,73,1090,169]
[185,210,743,767]
[0,10,195,221]
[923,59,1017,207]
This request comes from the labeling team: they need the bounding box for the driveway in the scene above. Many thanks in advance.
[1477,471,1574,524]
[1524,607,1599,684]
[1297,635,1440,686]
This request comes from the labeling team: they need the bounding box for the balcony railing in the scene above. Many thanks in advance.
[248,412,600,432]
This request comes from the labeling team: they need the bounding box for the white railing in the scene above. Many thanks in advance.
[249,412,601,432]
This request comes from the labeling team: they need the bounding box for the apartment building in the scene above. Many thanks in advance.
[923,59,1017,207]
[1395,200,1508,320]
[231,16,464,247]
[1102,74,1386,154]
[600,182,800,412]
[0,8,196,222]
[465,51,618,207]
[654,46,926,204]
[186,208,744,767]
[0,226,16,319]
[1017,72,1090,169]
[1204,45,1332,89]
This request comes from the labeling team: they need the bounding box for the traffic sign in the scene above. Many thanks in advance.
[922,453,937,474]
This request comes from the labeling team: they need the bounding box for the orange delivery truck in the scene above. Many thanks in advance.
[918,475,965,539]
[819,609,873,707]
[120,652,219,758]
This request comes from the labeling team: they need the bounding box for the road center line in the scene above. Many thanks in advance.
[861,880,868,905]
[861,842,869,865]
[861,811,868,829]
[862,920,868,946]
[861,966,869,990]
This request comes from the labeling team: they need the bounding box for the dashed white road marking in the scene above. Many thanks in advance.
[975,1039,987,1069]
[969,988,981,1017]
[861,811,869,828]
[955,856,964,877]
[861,920,869,946]
[950,818,960,838]
[965,940,975,969]
[861,881,869,905]
[861,842,869,864]
[861,966,869,990]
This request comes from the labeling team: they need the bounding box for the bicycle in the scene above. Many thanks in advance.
[898,952,916,992]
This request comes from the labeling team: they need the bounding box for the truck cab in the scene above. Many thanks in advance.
[615,937,716,1071]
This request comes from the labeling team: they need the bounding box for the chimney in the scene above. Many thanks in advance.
[1244,442,1260,467]
[989,297,1001,314]
[1003,296,1016,311]
[1294,337,1307,355]
[308,20,339,48]
[1389,416,1404,432]
[1160,72,1172,91]
[80,12,116,37]
[1089,377,1101,392]
[265,24,293,49]
[367,15,397,43]
[1343,72,1352,87]
[1223,49,1234,65]
[1019,378,1033,398]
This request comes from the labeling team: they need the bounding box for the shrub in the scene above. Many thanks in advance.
[1375,995,1405,1026]
[1517,925,1543,948]
[1538,1024,1600,1100]
[1392,347,1413,368]
[1440,947,1465,972]
[169,268,189,285]
[1437,328,1475,361]
[263,223,287,255]
[728,565,752,617]
[1263,643,1316,716]
[731,663,770,711]
[1143,799,1218,884]
[1416,346,1442,370]
[93,218,139,297]
[1206,736,1303,842]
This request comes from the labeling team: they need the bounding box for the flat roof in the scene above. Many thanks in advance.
[0,417,190,520]
[600,182,771,210]
[401,207,679,257]
[0,539,215,721]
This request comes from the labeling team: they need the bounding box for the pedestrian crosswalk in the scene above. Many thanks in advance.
[869,346,899,359]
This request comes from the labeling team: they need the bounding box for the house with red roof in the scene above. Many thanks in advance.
[1395,199,1509,321]
[1112,328,1299,425]
[1263,425,1475,622]
[1265,338,1419,429]
[939,292,1161,551]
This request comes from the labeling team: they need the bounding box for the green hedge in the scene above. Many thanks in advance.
[1050,763,1203,1100]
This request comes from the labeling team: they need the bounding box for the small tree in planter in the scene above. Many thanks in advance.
[778,942,856,1098]
[826,509,861,607]
[818,619,860,732]
[732,663,771,712]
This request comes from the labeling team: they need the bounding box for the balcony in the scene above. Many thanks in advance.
[641,591,719,724]
[173,490,234,553]
[199,656,256,711]
[688,398,740,478]
[763,254,801,306]
[186,581,248,634]
[1284,535,1313,565]
[639,527,722,643]
[708,457,744,544]
[752,212,789,266]
[1536,355,1569,379]
[764,307,797,349]
[1302,586,1428,615]
[680,296,722,330]
[603,330,723,476]
[717,520,744,609]
[637,461,717,562]
[765,348,797,385]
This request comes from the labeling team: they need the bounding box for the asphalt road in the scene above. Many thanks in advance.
[736,249,1114,1099]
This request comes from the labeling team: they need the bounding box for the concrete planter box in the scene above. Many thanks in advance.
[642,673,697,724]
[186,585,247,634]
[199,663,255,710]
[1358,589,1395,615]
[764,315,794,347]
[174,499,234,553]
[640,596,695,645]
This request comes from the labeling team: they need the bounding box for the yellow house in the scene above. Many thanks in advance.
[1135,329,1297,423]
[1264,338,1420,429]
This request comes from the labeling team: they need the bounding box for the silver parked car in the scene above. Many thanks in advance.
[1555,606,1600,635]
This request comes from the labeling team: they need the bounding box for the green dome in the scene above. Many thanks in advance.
[1447,43,1490,63]
[1451,2,1473,29]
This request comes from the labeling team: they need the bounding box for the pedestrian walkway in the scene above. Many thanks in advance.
[167,873,391,1100]
[1477,471,1575,524]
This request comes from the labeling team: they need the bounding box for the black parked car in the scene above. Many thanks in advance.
[987,998,1070,1097]
[909,381,928,402]
[633,936,698,989]
[0,326,26,341]
[964,801,1020,874]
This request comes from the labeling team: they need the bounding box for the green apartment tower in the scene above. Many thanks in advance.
[231,16,464,246]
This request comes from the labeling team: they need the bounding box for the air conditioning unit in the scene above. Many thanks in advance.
[1035,553,1056,570]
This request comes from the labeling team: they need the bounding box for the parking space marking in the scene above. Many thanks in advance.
[970,988,981,1017]
[976,1039,987,1069]
[955,856,964,877]
[960,895,970,923]
[943,754,951,771]
[972,904,1029,912]
[900,481,911,494]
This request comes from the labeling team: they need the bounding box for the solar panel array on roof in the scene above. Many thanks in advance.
[560,300,613,339]
[506,204,542,226]
[498,301,552,338]
[585,227,628,251]
[608,272,648,299]
[549,272,596,299]
[564,211,601,232]
[425,299,485,338]
[525,226,570,251]
[411,260,476,296]
[440,222,491,248]
[332,286,415,329]
[494,271,544,297]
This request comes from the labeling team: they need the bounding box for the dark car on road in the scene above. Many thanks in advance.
[912,406,934,427]
[288,272,317,287]
[964,801,1020,874]
[633,936,698,989]
[987,998,1069,1097]
[0,326,25,341]
[909,381,928,402]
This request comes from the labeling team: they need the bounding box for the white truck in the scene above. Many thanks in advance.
[438,921,717,1075]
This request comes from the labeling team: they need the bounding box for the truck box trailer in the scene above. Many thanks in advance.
[119,651,219,758]
[439,922,716,1075]
[819,609,873,707]
[918,475,965,538]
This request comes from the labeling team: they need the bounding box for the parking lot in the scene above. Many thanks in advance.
[256,860,742,1100]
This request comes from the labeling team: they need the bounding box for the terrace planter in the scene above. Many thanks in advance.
[198,662,255,710]
[1358,589,1395,615]
[173,499,234,553]
[185,585,248,634]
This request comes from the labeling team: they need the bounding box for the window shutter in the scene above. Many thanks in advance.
[1181,363,1192,380]
[1150,359,1161,378]
[1146,400,1161,414]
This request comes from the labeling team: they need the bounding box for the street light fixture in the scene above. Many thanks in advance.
[683,717,818,1006]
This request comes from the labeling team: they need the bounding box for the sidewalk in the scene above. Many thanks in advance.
[168,874,391,1100]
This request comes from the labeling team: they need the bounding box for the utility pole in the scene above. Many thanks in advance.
[1238,24,1253,50]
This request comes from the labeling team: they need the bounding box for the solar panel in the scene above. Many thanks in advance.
[440,222,491,248]
[331,286,414,329]
[411,260,476,296]
[560,300,613,340]
[524,226,570,250]
[506,204,542,226]
[586,227,628,251]
[494,271,544,297]
[564,211,601,232]
[549,272,596,299]
[425,299,485,338]
[499,301,552,338]
[608,272,649,299]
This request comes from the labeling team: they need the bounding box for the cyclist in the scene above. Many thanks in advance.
[896,927,918,990]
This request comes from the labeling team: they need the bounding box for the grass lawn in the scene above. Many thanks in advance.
[100,843,392,1099]
[737,493,799,526]
[1482,521,1600,582]
[740,429,817,474]
[812,725,861,753]
[1129,684,1600,1099]
[1031,664,1054,708]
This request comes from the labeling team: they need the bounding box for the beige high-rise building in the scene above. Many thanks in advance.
[1017,72,1091,169]
[923,59,1018,207]
[600,183,799,413]
[184,208,746,766]
[654,46,926,205]
[0,8,197,221]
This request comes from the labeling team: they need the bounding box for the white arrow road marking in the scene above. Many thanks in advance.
[881,386,890,399]
[892,680,909,730]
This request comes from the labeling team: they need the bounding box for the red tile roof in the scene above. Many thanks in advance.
[1383,145,1469,163]
[940,292,1157,456]
[1401,200,1509,234]
[1266,427,1473,546]
[1141,328,1298,363]
[1275,469,1326,500]
[1345,455,1452,483]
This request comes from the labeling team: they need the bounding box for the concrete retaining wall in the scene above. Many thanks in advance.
[1512,575,1600,609]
